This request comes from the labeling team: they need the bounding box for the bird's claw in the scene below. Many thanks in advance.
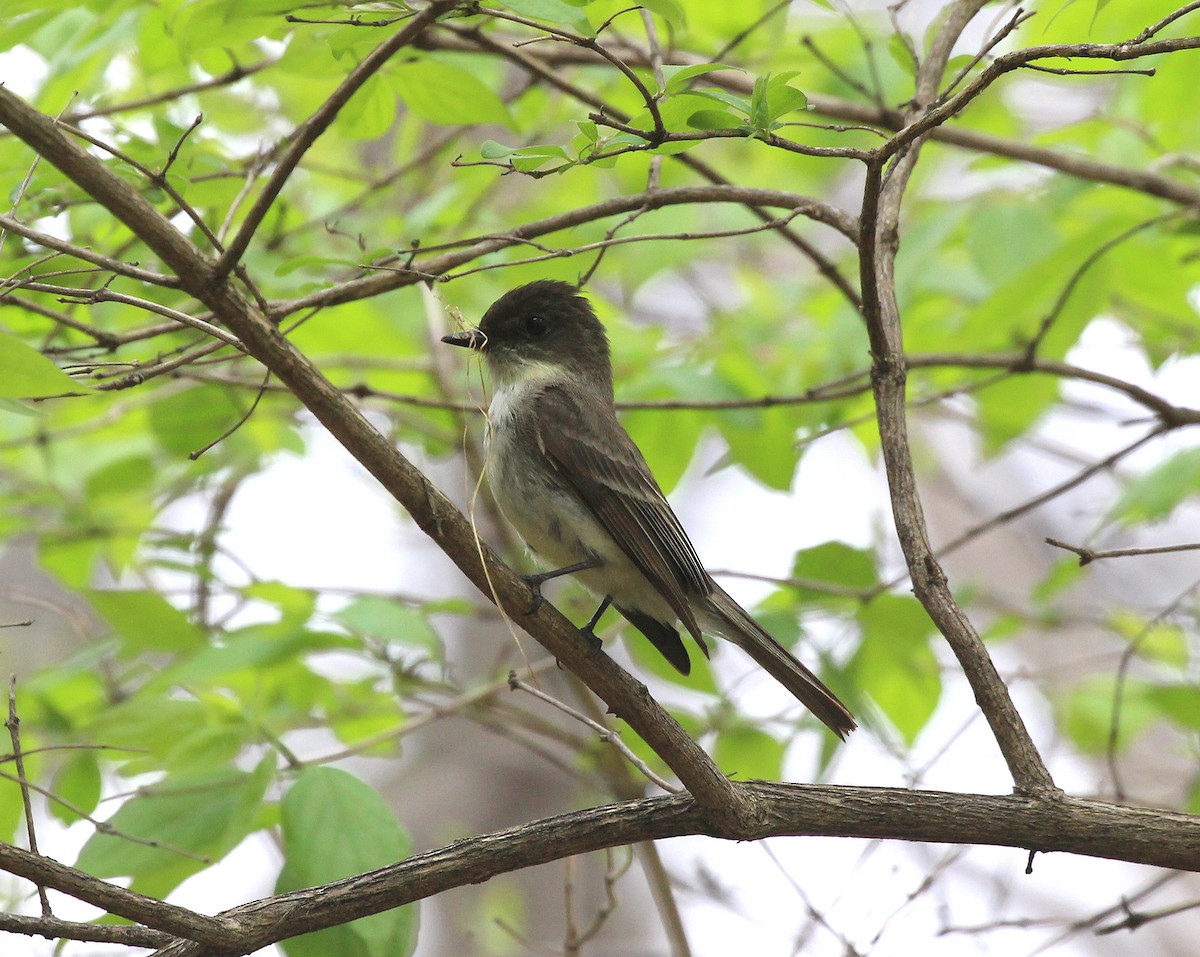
[519,573,546,614]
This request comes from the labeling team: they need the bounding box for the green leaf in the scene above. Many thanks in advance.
[976,373,1059,456]
[334,597,442,657]
[687,109,745,131]
[688,87,752,115]
[662,63,737,95]
[717,405,799,490]
[762,72,808,123]
[86,589,207,657]
[749,73,770,129]
[0,330,82,398]
[637,0,686,30]
[1056,676,1156,754]
[713,724,785,781]
[1032,557,1082,604]
[480,139,516,159]
[147,384,247,459]
[1109,447,1200,525]
[509,144,573,172]
[623,623,718,695]
[242,581,318,627]
[392,59,513,128]
[75,758,275,897]
[49,750,102,824]
[148,623,354,690]
[790,542,879,603]
[852,595,939,743]
[496,0,592,36]
[277,767,416,957]
[1107,611,1189,668]
[1145,684,1200,730]
[888,33,918,75]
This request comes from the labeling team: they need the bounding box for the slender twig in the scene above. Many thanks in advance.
[879,34,1200,162]
[712,0,790,62]
[6,678,50,916]
[1045,538,1200,566]
[480,5,667,144]
[0,913,171,947]
[940,7,1034,99]
[927,430,1164,569]
[0,766,214,863]
[188,369,270,459]
[0,293,119,347]
[0,214,180,287]
[1130,0,1200,43]
[159,113,204,179]
[302,658,561,767]
[422,32,1200,207]
[213,0,460,280]
[438,23,864,310]
[1097,896,1200,935]
[1023,213,1179,359]
[510,673,681,793]
[586,111,871,161]
[58,58,277,126]
[802,32,879,103]
[1106,574,1200,800]
[11,282,242,348]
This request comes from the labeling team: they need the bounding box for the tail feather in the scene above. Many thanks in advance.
[699,584,856,739]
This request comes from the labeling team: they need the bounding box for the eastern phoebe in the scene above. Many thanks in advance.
[442,281,856,738]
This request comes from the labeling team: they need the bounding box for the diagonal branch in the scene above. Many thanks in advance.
[0,78,755,831]
[858,2,1056,794]
[212,0,461,281]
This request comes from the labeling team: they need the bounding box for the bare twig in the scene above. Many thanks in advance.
[213,1,460,280]
[509,673,681,793]
[6,678,49,916]
[1045,538,1200,566]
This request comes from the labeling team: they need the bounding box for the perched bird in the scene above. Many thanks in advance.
[442,280,856,738]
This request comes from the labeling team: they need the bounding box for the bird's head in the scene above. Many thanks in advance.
[441,280,612,390]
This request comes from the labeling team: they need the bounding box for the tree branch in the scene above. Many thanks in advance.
[0,78,756,831]
[857,1,1056,794]
[213,0,461,280]
[140,783,1200,957]
[274,185,858,317]
[421,32,1200,209]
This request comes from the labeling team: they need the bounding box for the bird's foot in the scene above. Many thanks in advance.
[519,559,601,615]
[579,595,612,656]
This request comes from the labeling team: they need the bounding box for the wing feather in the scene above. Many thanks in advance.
[532,386,711,638]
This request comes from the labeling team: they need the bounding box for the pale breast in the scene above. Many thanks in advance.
[484,383,673,619]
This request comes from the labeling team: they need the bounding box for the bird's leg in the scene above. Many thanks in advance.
[579,595,612,654]
[521,558,600,613]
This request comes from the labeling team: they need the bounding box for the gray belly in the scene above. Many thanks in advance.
[486,421,675,620]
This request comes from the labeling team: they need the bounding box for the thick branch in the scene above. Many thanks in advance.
[0,840,231,947]
[0,81,754,830]
[858,3,1055,794]
[143,784,1200,956]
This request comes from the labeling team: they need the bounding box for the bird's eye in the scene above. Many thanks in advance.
[524,315,547,337]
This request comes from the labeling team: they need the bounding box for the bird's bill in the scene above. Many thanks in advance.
[441,329,484,350]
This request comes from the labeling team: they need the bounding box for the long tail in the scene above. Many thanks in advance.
[700,584,856,739]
